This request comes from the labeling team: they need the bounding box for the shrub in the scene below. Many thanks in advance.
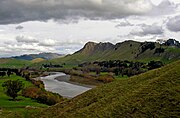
[31,80,44,89]
[46,95,58,105]
[22,86,63,105]
[97,75,114,83]
[37,94,47,104]
[22,87,40,99]
[2,80,24,100]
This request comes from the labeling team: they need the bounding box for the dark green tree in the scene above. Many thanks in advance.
[2,80,24,100]
[7,70,12,77]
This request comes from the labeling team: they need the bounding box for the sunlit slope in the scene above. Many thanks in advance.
[36,60,180,118]
[31,58,45,63]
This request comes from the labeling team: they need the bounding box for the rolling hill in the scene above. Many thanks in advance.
[12,53,64,61]
[31,60,180,118]
[0,58,31,68]
[50,39,180,65]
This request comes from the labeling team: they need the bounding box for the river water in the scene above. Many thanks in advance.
[40,72,91,98]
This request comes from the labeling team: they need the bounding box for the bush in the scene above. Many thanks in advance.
[37,94,47,104]
[22,86,63,105]
[31,80,44,89]
[97,75,114,83]
[22,87,40,99]
[2,80,24,100]
[46,96,57,105]
[148,61,164,70]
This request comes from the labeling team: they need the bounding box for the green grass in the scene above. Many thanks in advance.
[166,47,180,53]
[0,58,31,68]
[31,60,180,118]
[0,75,47,117]
[114,75,128,80]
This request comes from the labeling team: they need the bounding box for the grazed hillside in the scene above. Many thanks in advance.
[0,58,31,68]
[32,60,180,118]
[50,39,180,65]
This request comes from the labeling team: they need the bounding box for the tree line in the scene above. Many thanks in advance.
[78,60,164,77]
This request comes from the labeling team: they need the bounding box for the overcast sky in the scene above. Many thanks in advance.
[0,0,180,57]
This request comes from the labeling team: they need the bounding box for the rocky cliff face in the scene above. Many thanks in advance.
[77,42,115,55]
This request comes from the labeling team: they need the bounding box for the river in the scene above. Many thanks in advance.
[39,72,92,98]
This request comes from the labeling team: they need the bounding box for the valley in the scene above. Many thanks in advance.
[1,0,180,117]
[0,39,179,118]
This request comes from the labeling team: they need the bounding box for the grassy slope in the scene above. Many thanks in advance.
[0,58,31,68]
[34,60,180,118]
[49,41,180,66]
[31,58,45,63]
[0,75,47,117]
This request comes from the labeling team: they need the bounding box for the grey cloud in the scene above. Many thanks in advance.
[16,35,39,43]
[0,0,153,24]
[166,15,180,32]
[130,24,164,36]
[150,0,178,16]
[15,25,24,30]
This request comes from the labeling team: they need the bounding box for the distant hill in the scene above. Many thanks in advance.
[12,53,64,61]
[50,39,180,65]
[32,60,180,118]
[31,58,45,63]
[0,58,31,68]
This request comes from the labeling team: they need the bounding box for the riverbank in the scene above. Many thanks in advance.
[55,75,96,88]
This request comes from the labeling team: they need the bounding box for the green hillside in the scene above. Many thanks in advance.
[50,40,180,66]
[0,75,47,117]
[0,58,31,68]
[32,60,180,118]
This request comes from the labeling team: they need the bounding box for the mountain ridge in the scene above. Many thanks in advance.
[50,39,180,65]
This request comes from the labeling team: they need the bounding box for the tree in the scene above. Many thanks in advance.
[7,70,12,77]
[0,72,6,77]
[25,73,30,81]
[2,80,24,100]
[148,61,163,70]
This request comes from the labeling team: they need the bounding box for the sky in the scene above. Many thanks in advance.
[0,0,180,57]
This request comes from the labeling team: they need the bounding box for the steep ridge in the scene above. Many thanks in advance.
[51,39,180,65]
[33,60,180,118]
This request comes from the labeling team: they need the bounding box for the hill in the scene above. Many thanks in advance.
[0,58,31,68]
[32,60,180,118]
[12,53,64,61]
[31,58,45,63]
[50,39,180,65]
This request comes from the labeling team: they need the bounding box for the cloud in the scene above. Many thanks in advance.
[115,19,133,28]
[166,15,180,32]
[16,35,39,43]
[129,23,164,36]
[6,43,56,53]
[0,0,153,24]
[15,25,24,30]
[150,0,178,15]
[39,39,56,46]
